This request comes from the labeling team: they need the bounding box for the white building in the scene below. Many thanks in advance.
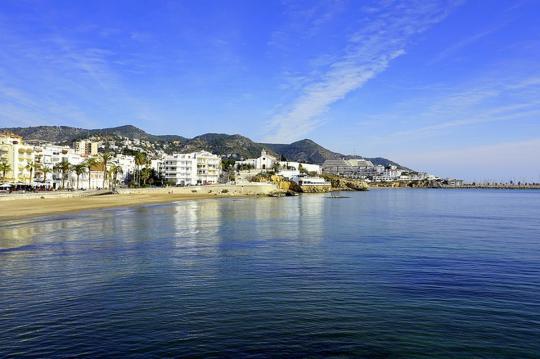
[372,165,403,182]
[150,158,164,174]
[163,151,221,186]
[291,175,330,186]
[278,161,321,175]
[34,145,85,188]
[111,154,136,182]
[235,149,277,171]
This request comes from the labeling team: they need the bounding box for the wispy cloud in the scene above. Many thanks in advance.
[428,25,503,65]
[264,0,461,143]
[370,76,540,141]
[0,17,157,129]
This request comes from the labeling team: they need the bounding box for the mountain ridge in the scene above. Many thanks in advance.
[0,124,408,169]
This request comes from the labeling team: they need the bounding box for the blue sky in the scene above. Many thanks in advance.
[1,0,539,181]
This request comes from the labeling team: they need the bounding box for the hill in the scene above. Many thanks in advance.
[0,125,186,143]
[263,139,342,164]
[0,124,409,169]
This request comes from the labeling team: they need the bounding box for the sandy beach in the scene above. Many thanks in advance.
[0,184,277,221]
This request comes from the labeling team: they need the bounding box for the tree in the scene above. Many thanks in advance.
[108,164,123,190]
[85,157,99,189]
[71,163,87,190]
[25,161,36,184]
[54,159,71,189]
[221,159,235,171]
[99,152,113,189]
[40,165,52,183]
[140,167,152,186]
[0,160,11,182]
[134,152,147,187]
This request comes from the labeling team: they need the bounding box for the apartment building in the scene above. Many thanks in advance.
[74,140,99,157]
[0,133,35,183]
[163,151,221,186]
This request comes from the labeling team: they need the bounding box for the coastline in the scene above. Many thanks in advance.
[0,184,277,222]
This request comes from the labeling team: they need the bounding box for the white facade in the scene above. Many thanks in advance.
[278,169,300,179]
[291,175,330,186]
[372,165,403,182]
[34,145,85,187]
[278,161,321,174]
[150,158,164,174]
[111,154,136,181]
[236,149,277,171]
[163,151,221,186]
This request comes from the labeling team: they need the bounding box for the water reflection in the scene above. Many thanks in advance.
[1,191,540,357]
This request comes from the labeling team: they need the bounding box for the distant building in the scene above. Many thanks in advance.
[0,133,35,183]
[163,151,221,185]
[371,165,403,182]
[74,140,99,157]
[322,158,374,178]
[291,175,330,186]
[278,161,321,175]
[235,149,277,171]
[446,179,464,187]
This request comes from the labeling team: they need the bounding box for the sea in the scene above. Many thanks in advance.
[1,189,539,358]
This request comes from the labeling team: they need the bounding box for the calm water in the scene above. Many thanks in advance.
[1,189,540,358]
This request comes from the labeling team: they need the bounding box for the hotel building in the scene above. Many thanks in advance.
[163,151,221,185]
[0,133,35,183]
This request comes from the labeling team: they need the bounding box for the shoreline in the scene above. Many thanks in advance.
[0,184,277,222]
[369,185,540,190]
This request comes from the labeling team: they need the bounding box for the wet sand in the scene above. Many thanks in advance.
[0,192,257,221]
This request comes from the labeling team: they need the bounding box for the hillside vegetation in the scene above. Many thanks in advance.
[1,124,408,168]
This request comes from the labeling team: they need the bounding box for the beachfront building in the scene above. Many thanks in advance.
[371,165,403,182]
[0,133,35,183]
[163,151,221,186]
[33,145,85,188]
[196,151,222,184]
[150,158,164,174]
[111,154,136,182]
[74,139,99,157]
[235,149,277,171]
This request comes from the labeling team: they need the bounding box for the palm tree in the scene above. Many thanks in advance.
[40,165,52,183]
[85,157,99,189]
[140,167,153,186]
[54,158,71,189]
[99,152,113,189]
[0,160,11,183]
[134,152,147,187]
[108,164,123,190]
[71,163,87,190]
[25,161,36,185]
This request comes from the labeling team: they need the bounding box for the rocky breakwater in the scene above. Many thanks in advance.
[250,173,297,196]
[321,174,369,191]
